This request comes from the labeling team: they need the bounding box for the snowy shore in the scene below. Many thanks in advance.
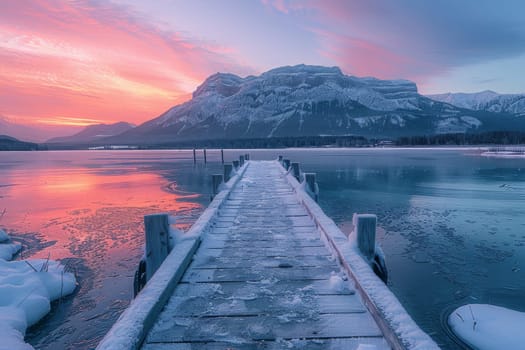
[0,229,77,350]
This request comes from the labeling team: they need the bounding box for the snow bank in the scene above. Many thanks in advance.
[0,241,21,260]
[0,228,9,242]
[449,304,525,350]
[0,230,77,350]
[0,228,22,260]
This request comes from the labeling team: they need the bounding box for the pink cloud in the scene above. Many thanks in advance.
[0,0,255,127]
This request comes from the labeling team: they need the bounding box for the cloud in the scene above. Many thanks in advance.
[0,0,255,126]
[271,0,525,83]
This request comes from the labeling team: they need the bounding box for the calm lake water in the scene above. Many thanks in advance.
[1,149,524,349]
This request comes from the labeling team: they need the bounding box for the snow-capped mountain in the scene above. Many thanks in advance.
[427,91,525,116]
[109,65,525,144]
[47,122,135,144]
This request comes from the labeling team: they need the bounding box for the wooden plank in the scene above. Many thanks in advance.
[158,294,366,317]
[214,216,313,226]
[181,266,336,283]
[196,246,328,258]
[205,232,320,240]
[172,280,355,298]
[143,337,389,350]
[189,254,334,269]
[210,226,315,235]
[199,238,325,249]
[146,313,382,343]
[200,233,323,245]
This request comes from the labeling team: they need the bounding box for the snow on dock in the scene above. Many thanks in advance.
[98,160,438,350]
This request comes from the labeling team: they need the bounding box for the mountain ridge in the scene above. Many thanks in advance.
[47,122,136,144]
[107,65,525,144]
[427,91,525,116]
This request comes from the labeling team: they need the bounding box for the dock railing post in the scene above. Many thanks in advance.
[223,164,233,183]
[354,213,377,261]
[203,148,207,164]
[221,149,224,164]
[211,174,223,200]
[291,162,301,181]
[304,173,319,202]
[239,155,245,167]
[193,148,196,164]
[232,160,240,170]
[144,214,170,281]
[283,159,291,170]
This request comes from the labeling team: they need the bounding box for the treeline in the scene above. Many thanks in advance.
[142,135,370,149]
[0,136,46,151]
[396,131,525,146]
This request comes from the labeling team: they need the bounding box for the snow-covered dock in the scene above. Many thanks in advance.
[98,160,438,350]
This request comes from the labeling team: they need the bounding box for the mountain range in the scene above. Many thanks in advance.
[47,122,135,144]
[2,65,525,145]
[426,91,525,116]
[107,65,525,144]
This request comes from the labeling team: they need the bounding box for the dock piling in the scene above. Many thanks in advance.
[354,214,377,261]
[232,160,240,170]
[193,148,196,164]
[239,155,245,166]
[221,149,224,164]
[304,173,319,202]
[283,159,291,170]
[144,214,170,281]
[203,149,207,164]
[291,162,301,181]
[223,164,233,183]
[278,155,283,163]
[211,174,223,199]
[245,154,250,161]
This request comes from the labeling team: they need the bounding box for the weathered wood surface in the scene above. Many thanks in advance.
[142,161,389,350]
[144,214,170,281]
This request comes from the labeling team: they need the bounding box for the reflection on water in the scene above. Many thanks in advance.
[1,149,524,349]
[0,150,225,349]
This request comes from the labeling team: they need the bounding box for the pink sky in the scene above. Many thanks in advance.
[1,0,524,129]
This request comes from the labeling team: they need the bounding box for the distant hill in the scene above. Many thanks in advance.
[0,135,41,151]
[0,115,81,143]
[427,91,525,116]
[47,122,135,144]
[106,65,525,145]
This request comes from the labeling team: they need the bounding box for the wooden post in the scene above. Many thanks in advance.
[224,164,233,182]
[193,148,196,164]
[211,174,223,199]
[221,149,224,164]
[291,162,300,181]
[354,214,377,261]
[232,160,239,170]
[283,159,290,170]
[239,155,245,166]
[278,155,283,163]
[203,148,207,164]
[304,173,318,202]
[144,214,170,281]
[245,154,250,161]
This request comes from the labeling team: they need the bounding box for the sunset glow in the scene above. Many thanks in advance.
[2,0,525,132]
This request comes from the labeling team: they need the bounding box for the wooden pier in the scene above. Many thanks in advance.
[98,160,438,350]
